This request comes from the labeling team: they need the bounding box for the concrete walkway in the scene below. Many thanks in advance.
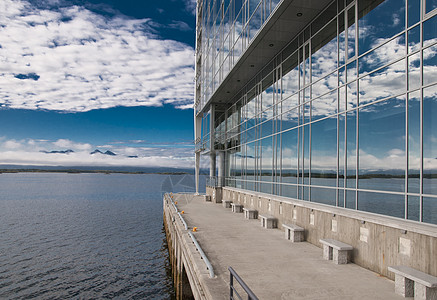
[173,193,403,300]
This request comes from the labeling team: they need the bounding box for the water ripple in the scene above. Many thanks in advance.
[0,173,178,299]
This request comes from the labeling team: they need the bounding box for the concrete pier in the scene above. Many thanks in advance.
[163,193,409,299]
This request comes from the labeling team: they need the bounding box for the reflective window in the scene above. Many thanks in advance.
[359,59,405,105]
[358,191,405,218]
[423,45,437,86]
[311,117,337,187]
[358,0,405,55]
[423,197,437,224]
[311,19,337,83]
[358,97,405,193]
[408,91,421,194]
[426,0,437,13]
[423,14,437,47]
[199,0,437,224]
[423,84,437,195]
[408,0,420,27]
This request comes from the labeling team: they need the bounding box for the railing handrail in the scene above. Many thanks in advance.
[229,266,258,300]
[165,193,188,230]
[188,232,215,278]
[177,212,188,230]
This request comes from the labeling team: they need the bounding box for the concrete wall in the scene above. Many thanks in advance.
[206,186,222,203]
[221,187,437,279]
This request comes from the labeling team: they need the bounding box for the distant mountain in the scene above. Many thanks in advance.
[128,155,138,158]
[90,149,103,155]
[90,149,116,156]
[40,149,74,154]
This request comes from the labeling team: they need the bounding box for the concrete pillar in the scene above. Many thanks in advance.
[195,152,200,195]
[218,151,225,186]
[210,152,216,177]
[194,113,202,195]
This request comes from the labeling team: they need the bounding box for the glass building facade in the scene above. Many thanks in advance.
[195,0,437,225]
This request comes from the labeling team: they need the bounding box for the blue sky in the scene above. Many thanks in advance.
[0,0,201,169]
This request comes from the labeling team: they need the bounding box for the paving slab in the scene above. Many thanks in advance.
[173,193,403,300]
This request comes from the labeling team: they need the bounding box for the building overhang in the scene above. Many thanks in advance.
[198,0,332,115]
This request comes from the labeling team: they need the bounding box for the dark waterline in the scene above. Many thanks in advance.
[0,173,205,299]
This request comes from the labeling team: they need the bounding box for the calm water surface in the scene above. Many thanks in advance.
[0,173,202,299]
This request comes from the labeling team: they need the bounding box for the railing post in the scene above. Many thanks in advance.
[230,271,233,299]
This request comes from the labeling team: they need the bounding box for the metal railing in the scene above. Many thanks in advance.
[206,176,225,187]
[177,212,188,230]
[229,267,258,300]
[188,232,215,278]
[165,193,188,230]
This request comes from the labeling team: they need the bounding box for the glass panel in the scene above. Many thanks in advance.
[248,4,262,41]
[303,186,310,201]
[358,35,406,76]
[312,71,337,99]
[424,14,437,48]
[338,189,345,207]
[408,0,420,27]
[282,52,299,100]
[339,114,346,189]
[423,84,437,195]
[246,141,256,180]
[359,97,405,192]
[347,6,356,60]
[358,0,406,55]
[347,60,357,82]
[281,184,297,198]
[423,197,437,224]
[407,196,420,221]
[261,136,273,182]
[303,124,310,185]
[281,129,298,183]
[408,25,420,54]
[311,19,338,83]
[408,91,421,194]
[346,190,356,209]
[339,11,346,66]
[339,86,346,112]
[282,105,299,131]
[426,0,437,13]
[312,90,337,122]
[311,187,336,206]
[408,52,421,90]
[358,191,405,218]
[311,117,337,187]
[347,81,357,109]
[346,110,357,188]
[304,44,310,85]
[423,45,437,86]
[339,66,346,86]
[359,59,406,106]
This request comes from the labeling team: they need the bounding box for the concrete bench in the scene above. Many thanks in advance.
[319,239,353,264]
[283,224,304,242]
[388,266,437,300]
[259,214,277,229]
[243,208,258,219]
[222,200,232,208]
[231,203,243,213]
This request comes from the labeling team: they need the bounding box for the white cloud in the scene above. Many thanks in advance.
[0,138,195,168]
[0,0,195,112]
[53,139,92,150]
[4,140,22,149]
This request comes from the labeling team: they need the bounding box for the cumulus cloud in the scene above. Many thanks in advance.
[0,0,195,112]
[0,138,196,168]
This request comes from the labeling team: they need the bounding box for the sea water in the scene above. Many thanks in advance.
[0,172,204,299]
